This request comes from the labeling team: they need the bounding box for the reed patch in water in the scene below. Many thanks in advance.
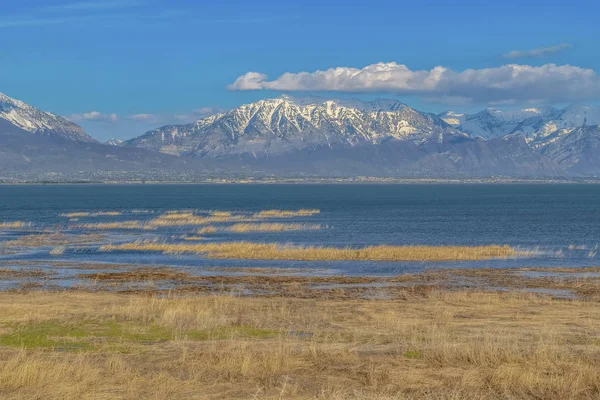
[61,211,122,218]
[73,221,146,230]
[0,221,30,229]
[252,209,320,219]
[197,226,218,234]
[227,223,321,233]
[101,242,518,261]
[146,214,247,227]
[4,233,105,247]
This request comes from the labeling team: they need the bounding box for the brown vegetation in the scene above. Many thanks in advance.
[252,209,320,219]
[0,289,599,399]
[0,222,30,229]
[101,241,519,261]
[73,221,146,230]
[3,233,105,247]
[228,223,321,233]
[146,214,247,228]
[61,211,122,218]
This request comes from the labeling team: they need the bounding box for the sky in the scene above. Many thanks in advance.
[1,0,600,141]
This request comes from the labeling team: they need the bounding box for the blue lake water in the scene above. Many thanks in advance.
[0,184,599,280]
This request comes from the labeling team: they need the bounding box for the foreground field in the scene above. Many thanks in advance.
[1,286,599,399]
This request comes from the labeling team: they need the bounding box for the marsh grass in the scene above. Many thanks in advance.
[73,221,146,230]
[146,214,248,227]
[197,226,218,234]
[227,223,322,233]
[0,269,50,279]
[4,233,105,247]
[0,222,30,229]
[62,212,122,218]
[101,241,518,261]
[196,223,321,234]
[0,290,599,399]
[252,209,320,219]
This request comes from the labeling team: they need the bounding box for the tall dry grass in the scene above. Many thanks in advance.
[73,221,146,230]
[227,223,322,233]
[253,209,320,219]
[197,226,218,234]
[0,222,29,229]
[196,223,321,234]
[101,241,518,261]
[146,214,247,227]
[62,211,122,218]
[0,290,598,399]
[4,233,105,247]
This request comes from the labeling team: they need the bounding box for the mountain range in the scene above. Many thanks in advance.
[1,91,600,179]
[0,92,196,178]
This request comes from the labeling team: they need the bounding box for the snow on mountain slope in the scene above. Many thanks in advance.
[105,138,124,146]
[125,96,466,158]
[0,92,96,143]
[438,111,466,127]
[539,125,600,172]
[512,105,600,147]
[440,107,557,139]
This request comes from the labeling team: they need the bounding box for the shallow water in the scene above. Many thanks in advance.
[0,184,599,290]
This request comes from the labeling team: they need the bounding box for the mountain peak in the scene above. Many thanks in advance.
[274,95,407,113]
[0,91,97,143]
[125,96,463,158]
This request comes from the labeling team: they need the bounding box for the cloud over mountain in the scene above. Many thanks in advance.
[229,62,600,104]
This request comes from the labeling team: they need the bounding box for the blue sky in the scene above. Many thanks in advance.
[2,0,599,141]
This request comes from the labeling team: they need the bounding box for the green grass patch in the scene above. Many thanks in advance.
[0,320,172,351]
[0,321,94,351]
[0,321,277,351]
[403,350,423,359]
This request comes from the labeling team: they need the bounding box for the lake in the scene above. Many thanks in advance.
[0,184,599,285]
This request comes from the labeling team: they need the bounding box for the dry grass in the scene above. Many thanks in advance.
[3,233,105,248]
[211,211,233,217]
[0,269,51,279]
[197,224,321,234]
[0,222,30,229]
[61,211,122,218]
[73,221,146,230]
[197,226,218,234]
[101,241,518,261]
[146,214,247,228]
[183,236,205,241]
[0,290,599,399]
[253,209,320,219]
[228,223,321,233]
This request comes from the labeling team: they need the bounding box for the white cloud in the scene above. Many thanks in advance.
[130,113,156,121]
[229,62,600,104]
[503,43,571,59]
[70,111,118,122]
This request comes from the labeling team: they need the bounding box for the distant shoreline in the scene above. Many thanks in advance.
[1,178,600,185]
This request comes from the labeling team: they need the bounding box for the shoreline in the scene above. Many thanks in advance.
[2,177,600,185]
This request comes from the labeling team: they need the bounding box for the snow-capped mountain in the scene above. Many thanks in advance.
[105,138,124,146]
[512,105,600,146]
[539,125,600,173]
[440,107,556,139]
[438,104,600,173]
[0,92,96,143]
[125,96,466,157]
